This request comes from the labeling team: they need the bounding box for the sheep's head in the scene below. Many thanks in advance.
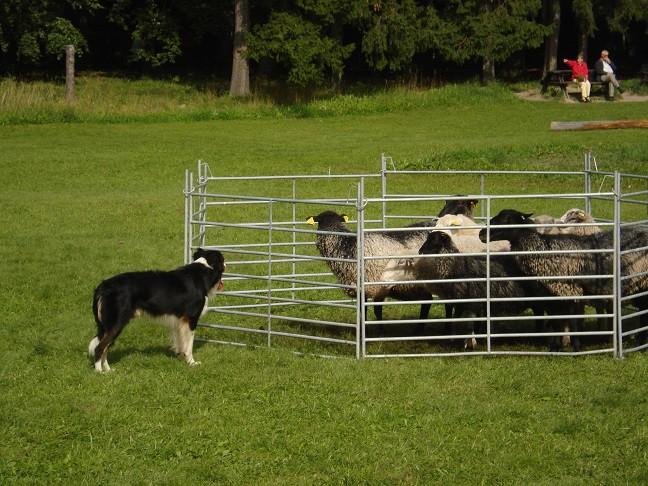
[307,210,349,229]
[437,196,479,218]
[419,231,457,255]
[479,209,534,243]
[561,208,592,224]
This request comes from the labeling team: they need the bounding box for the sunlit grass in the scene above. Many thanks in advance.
[1,75,536,125]
[1,92,648,483]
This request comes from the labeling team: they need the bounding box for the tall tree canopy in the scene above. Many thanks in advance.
[0,0,645,87]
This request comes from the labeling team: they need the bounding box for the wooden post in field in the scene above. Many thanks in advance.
[65,45,75,103]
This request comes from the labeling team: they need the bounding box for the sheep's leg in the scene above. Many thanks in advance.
[370,296,385,336]
[444,304,454,336]
[532,304,546,335]
[570,301,583,352]
[415,303,431,335]
[372,297,383,321]
[464,312,481,351]
[546,304,565,352]
[636,297,648,347]
[453,306,477,350]
[445,305,463,347]
[596,303,611,333]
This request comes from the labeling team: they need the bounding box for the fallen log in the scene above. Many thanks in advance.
[551,119,648,131]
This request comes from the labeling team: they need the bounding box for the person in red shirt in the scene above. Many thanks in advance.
[563,54,591,102]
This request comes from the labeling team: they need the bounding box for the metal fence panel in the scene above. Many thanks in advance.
[185,154,648,359]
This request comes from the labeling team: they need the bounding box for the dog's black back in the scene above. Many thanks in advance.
[90,249,225,372]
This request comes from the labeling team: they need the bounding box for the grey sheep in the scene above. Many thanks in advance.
[480,209,648,350]
[306,197,481,324]
[307,210,432,322]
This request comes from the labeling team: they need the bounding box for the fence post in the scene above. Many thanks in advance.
[184,170,193,264]
[65,45,75,103]
[584,150,592,215]
[357,179,366,359]
[381,153,387,228]
[267,201,274,348]
[614,171,622,358]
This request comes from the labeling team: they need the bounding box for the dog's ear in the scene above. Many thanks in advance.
[193,248,206,261]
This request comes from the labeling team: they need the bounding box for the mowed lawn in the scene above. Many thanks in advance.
[1,87,648,484]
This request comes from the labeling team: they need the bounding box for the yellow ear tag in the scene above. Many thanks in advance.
[451,217,461,226]
[343,215,349,223]
[306,217,315,225]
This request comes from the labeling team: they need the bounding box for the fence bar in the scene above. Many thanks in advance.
[614,171,622,358]
[357,178,366,359]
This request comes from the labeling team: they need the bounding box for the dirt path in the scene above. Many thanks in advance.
[514,89,648,103]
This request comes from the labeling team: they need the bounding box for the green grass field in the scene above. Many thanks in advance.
[1,80,648,484]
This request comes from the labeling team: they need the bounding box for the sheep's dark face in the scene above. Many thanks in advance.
[307,210,349,229]
[419,231,457,255]
[437,197,479,218]
[479,209,534,243]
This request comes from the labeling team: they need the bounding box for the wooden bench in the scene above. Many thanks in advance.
[540,69,606,100]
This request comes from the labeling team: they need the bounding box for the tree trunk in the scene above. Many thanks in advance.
[230,0,250,97]
[481,57,495,84]
[578,31,588,61]
[543,0,560,75]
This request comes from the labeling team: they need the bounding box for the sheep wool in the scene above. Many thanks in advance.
[436,214,511,253]
[307,210,432,320]
[481,209,648,302]
[416,231,527,317]
[560,208,602,236]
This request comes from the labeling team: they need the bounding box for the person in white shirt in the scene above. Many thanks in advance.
[594,50,624,99]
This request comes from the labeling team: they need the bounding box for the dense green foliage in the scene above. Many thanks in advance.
[1,0,647,85]
[1,84,648,482]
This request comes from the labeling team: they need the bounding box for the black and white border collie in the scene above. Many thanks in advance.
[89,249,225,373]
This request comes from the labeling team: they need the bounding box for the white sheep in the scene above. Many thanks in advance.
[435,214,511,253]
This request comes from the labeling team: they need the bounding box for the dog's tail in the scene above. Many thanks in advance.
[89,286,105,357]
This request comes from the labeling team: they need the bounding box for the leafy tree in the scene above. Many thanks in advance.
[606,0,648,34]
[432,0,549,82]
[349,0,423,72]
[0,0,98,69]
[248,10,354,87]
[107,0,181,68]
[46,17,89,59]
